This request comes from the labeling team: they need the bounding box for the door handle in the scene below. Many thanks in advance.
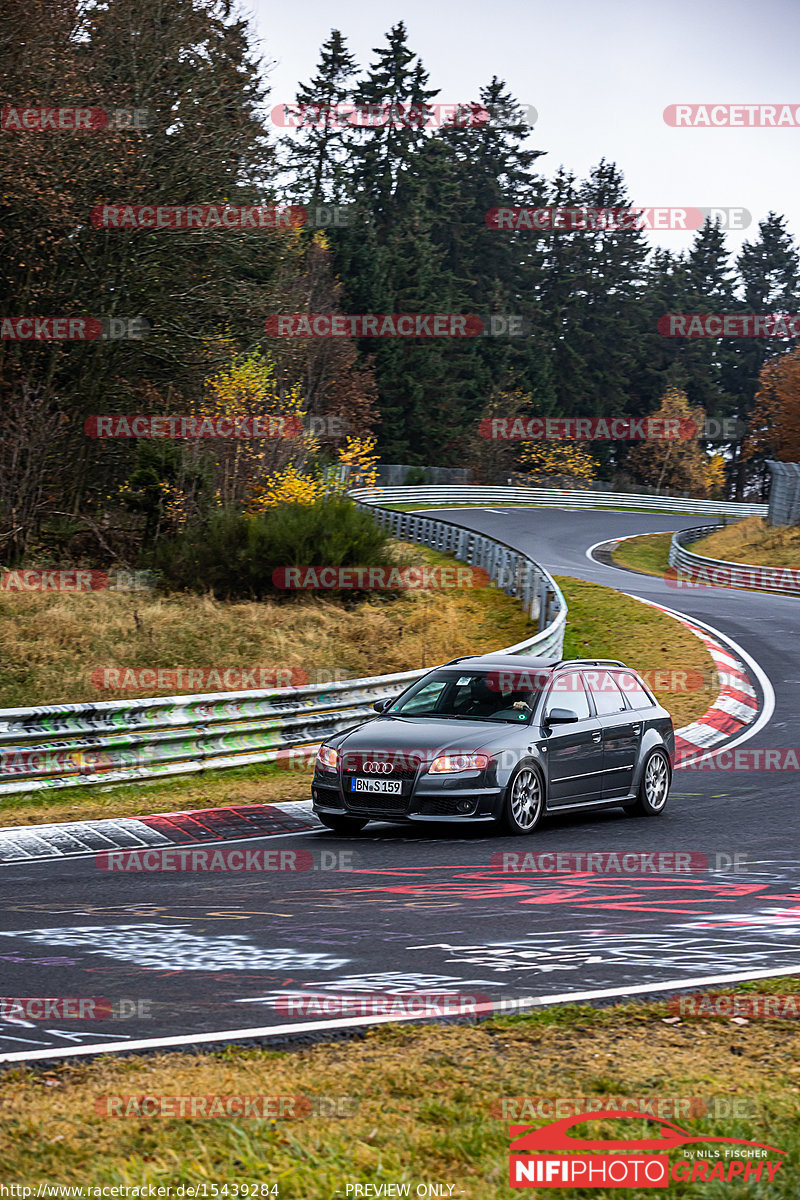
[592,731,602,742]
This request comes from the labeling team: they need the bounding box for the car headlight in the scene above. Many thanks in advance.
[316,745,339,771]
[428,753,490,774]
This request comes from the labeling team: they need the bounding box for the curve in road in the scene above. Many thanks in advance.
[2,507,799,1064]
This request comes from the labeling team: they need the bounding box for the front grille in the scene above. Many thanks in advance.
[341,751,421,781]
[346,791,409,814]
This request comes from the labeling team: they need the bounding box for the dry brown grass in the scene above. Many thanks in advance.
[692,516,800,567]
[0,992,798,1196]
[0,544,533,709]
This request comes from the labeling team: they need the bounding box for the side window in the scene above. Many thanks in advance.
[615,670,655,710]
[546,672,591,720]
[584,669,627,715]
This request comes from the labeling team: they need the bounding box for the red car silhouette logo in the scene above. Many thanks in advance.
[510,1110,784,1155]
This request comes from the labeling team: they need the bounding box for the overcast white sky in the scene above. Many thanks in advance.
[242,0,799,259]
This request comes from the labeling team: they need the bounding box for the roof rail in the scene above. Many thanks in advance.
[442,656,627,669]
[556,658,626,669]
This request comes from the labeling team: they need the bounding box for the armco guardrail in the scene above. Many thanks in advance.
[348,484,767,518]
[0,500,566,797]
[669,525,800,594]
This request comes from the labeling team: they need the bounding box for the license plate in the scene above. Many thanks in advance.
[350,777,402,794]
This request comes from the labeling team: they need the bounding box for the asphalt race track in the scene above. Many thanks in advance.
[3,507,800,1063]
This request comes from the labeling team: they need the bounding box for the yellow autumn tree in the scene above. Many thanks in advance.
[517,440,597,484]
[248,436,380,509]
[626,387,711,497]
[705,453,727,500]
[201,349,312,509]
[337,435,380,489]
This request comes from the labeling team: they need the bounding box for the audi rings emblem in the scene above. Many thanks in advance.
[363,760,394,773]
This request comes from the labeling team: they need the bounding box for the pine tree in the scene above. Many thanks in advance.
[280,30,358,206]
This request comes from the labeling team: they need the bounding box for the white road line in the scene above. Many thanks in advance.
[584,530,671,563]
[4,961,800,1063]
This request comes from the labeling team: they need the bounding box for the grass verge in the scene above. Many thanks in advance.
[691,516,800,568]
[1,576,717,827]
[611,532,674,577]
[1,984,798,1197]
[0,544,532,709]
[554,575,717,730]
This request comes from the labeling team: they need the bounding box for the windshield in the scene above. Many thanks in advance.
[386,667,551,723]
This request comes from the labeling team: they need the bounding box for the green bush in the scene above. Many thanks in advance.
[149,497,393,600]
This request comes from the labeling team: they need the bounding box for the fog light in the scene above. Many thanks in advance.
[457,800,473,813]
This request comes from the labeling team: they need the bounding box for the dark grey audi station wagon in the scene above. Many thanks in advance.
[311,655,675,835]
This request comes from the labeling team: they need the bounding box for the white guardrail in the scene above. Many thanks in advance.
[0,497,567,797]
[669,525,800,594]
[348,485,767,517]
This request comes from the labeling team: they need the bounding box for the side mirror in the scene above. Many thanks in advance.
[546,707,579,724]
[372,698,391,714]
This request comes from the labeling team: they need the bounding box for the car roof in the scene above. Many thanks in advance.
[441,654,627,670]
[441,654,561,669]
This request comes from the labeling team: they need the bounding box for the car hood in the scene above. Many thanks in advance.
[334,716,528,759]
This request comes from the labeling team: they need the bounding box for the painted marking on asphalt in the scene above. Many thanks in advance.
[4,961,800,1063]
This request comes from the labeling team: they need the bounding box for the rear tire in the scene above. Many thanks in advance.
[317,813,369,834]
[623,749,671,817]
[500,764,544,835]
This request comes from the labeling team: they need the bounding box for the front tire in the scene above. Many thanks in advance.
[317,813,369,834]
[623,748,671,817]
[501,764,544,835]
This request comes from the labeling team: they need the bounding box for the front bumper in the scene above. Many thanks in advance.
[312,769,503,822]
